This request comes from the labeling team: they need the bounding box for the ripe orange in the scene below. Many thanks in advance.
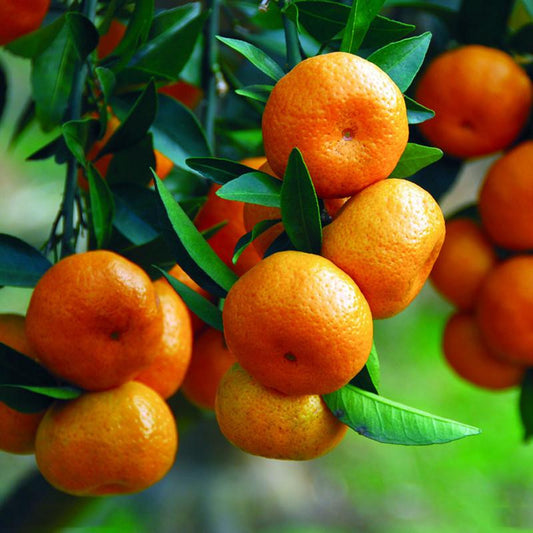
[443,312,524,390]
[430,218,497,310]
[194,183,261,276]
[35,381,177,496]
[476,255,533,365]
[0,314,44,454]
[165,263,212,334]
[134,278,193,399]
[262,51,409,199]
[322,178,445,319]
[415,45,532,159]
[0,0,50,46]
[215,364,347,460]
[26,250,163,391]
[222,250,373,396]
[96,18,126,60]
[478,141,533,250]
[239,156,267,169]
[181,327,237,410]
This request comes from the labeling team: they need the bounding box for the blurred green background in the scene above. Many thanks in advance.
[1,29,532,533]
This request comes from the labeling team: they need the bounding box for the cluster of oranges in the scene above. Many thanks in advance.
[417,45,533,390]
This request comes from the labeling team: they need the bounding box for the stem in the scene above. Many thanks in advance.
[281,0,302,70]
[59,0,97,258]
[202,0,221,153]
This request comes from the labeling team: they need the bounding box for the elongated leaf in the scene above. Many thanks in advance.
[0,235,51,287]
[66,13,99,60]
[405,95,435,124]
[0,343,56,387]
[186,157,257,184]
[350,343,380,394]
[153,175,238,298]
[95,67,116,105]
[367,32,431,92]
[107,134,156,187]
[120,236,176,278]
[235,84,273,104]
[323,384,481,445]
[62,118,98,167]
[217,172,282,207]
[520,369,533,441]
[280,149,322,254]
[361,15,415,49]
[157,268,223,331]
[87,164,115,248]
[217,36,285,81]
[390,143,443,179]
[232,219,281,263]
[340,0,385,53]
[6,15,64,58]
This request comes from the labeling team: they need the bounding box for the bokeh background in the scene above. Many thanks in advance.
[1,8,532,532]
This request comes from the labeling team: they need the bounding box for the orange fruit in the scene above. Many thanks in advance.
[415,45,533,159]
[322,178,445,319]
[478,141,533,251]
[0,0,50,46]
[159,80,203,110]
[262,51,409,199]
[476,255,533,365]
[222,250,373,396]
[26,250,163,391]
[181,327,237,410]
[96,18,126,59]
[430,218,498,310]
[239,156,267,169]
[165,263,212,334]
[194,183,261,276]
[35,381,177,496]
[443,312,524,390]
[0,314,44,454]
[215,364,347,460]
[134,278,193,399]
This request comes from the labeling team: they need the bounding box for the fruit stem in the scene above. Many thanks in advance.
[281,0,302,70]
[202,0,221,152]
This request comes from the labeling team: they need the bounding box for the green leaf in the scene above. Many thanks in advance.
[235,84,273,104]
[99,79,157,157]
[5,15,64,58]
[508,23,533,54]
[520,368,533,441]
[323,384,481,445]
[186,157,256,184]
[95,67,116,105]
[405,95,435,125]
[367,32,431,92]
[62,118,98,167]
[280,149,322,254]
[107,134,156,187]
[361,15,415,49]
[216,36,285,81]
[157,268,223,331]
[0,234,51,287]
[120,236,175,279]
[232,219,281,264]
[340,0,386,53]
[66,13,99,60]
[153,175,238,298]
[350,343,380,394]
[390,143,443,179]
[87,164,115,248]
[217,172,282,207]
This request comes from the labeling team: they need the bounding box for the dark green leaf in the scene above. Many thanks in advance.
[0,383,82,413]
[367,32,431,92]
[120,236,175,278]
[0,343,56,387]
[217,172,282,207]
[323,384,481,445]
[0,234,51,287]
[264,230,295,257]
[390,143,443,178]
[62,118,98,167]
[361,15,415,50]
[340,0,385,53]
[87,164,115,248]
[5,15,64,59]
[9,99,35,148]
[157,268,223,331]
[98,79,157,157]
[95,67,116,104]
[280,149,322,254]
[13,385,82,400]
[107,134,156,187]
[520,369,533,441]
[201,221,227,242]
[186,157,253,185]
[153,175,238,298]
[217,36,285,81]
[27,135,70,164]
[350,343,380,394]
[232,219,281,264]
[66,13,99,60]
[405,95,435,124]
[508,23,533,54]
[235,84,273,103]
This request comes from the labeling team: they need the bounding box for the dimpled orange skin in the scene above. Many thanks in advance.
[262,52,409,199]
[181,327,237,410]
[194,184,262,276]
[135,278,192,399]
[35,381,177,496]
[443,312,524,390]
[222,251,373,396]
[215,364,347,460]
[0,0,50,46]
[322,178,445,319]
[416,45,532,159]
[476,256,533,365]
[0,314,44,454]
[25,251,163,391]
[430,218,497,311]
[479,141,533,251]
